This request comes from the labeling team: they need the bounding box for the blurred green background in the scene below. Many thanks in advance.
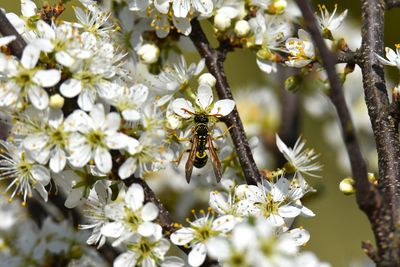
[2,0,400,266]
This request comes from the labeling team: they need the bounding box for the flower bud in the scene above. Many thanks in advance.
[368,172,378,185]
[339,177,356,195]
[234,20,250,37]
[393,85,400,102]
[49,93,64,109]
[137,43,160,64]
[214,13,231,31]
[198,73,216,87]
[267,0,287,14]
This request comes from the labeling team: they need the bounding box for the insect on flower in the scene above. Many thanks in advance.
[172,83,235,183]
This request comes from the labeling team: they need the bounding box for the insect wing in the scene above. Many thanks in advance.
[185,135,198,183]
[207,136,222,182]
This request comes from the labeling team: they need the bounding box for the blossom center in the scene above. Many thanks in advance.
[87,130,105,147]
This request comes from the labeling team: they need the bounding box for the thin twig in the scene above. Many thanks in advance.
[0,10,26,59]
[189,19,261,185]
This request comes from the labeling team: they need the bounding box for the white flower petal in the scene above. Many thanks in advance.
[212,215,236,233]
[266,214,285,226]
[55,51,75,67]
[131,84,149,104]
[60,79,82,98]
[21,0,37,17]
[90,103,106,130]
[21,44,40,69]
[31,165,50,185]
[125,183,144,211]
[195,84,213,110]
[118,157,137,179]
[101,222,124,238]
[141,202,159,221]
[114,251,138,267]
[94,147,112,173]
[78,89,96,111]
[68,138,91,167]
[23,133,49,151]
[122,109,141,121]
[49,146,66,173]
[192,0,213,15]
[138,221,158,237]
[0,36,16,47]
[28,85,49,110]
[278,205,301,218]
[103,112,121,133]
[210,99,235,117]
[173,0,190,18]
[170,228,195,246]
[188,243,207,267]
[272,178,289,202]
[285,228,310,246]
[33,69,61,87]
[173,16,192,36]
[172,98,195,118]
[65,187,85,208]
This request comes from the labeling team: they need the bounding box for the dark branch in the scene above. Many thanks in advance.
[359,0,400,263]
[386,0,400,9]
[295,0,400,264]
[0,10,26,58]
[189,19,261,185]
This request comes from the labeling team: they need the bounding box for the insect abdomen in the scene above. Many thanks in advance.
[194,151,208,168]
[194,124,208,168]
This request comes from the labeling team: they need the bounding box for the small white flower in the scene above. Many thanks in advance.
[172,84,235,119]
[20,107,70,173]
[107,83,149,122]
[236,177,314,226]
[102,184,161,246]
[66,103,131,173]
[79,182,111,248]
[276,134,322,179]
[376,45,400,70]
[170,212,237,267]
[0,140,50,204]
[156,56,205,105]
[113,233,183,267]
[285,29,315,68]
[0,45,61,110]
[317,4,348,34]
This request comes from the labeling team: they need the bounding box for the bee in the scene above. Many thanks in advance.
[184,113,222,183]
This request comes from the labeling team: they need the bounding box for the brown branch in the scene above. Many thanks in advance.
[189,19,261,185]
[0,10,26,59]
[358,0,400,263]
[294,0,400,265]
[386,0,400,9]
